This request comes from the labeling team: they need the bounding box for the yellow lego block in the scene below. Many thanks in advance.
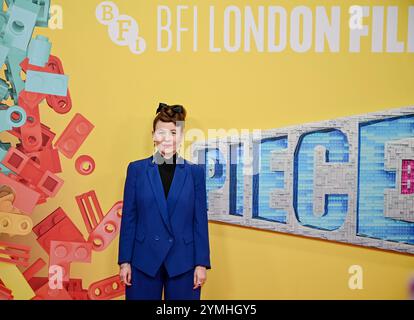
[0,262,35,300]
[0,211,33,236]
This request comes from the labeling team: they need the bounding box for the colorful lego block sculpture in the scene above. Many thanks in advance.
[0,1,125,300]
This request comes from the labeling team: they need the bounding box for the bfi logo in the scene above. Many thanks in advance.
[191,107,414,254]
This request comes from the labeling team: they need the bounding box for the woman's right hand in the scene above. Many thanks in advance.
[119,263,132,286]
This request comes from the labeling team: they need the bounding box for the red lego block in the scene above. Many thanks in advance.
[63,278,89,300]
[28,277,49,291]
[75,191,122,251]
[0,241,30,267]
[55,113,94,159]
[75,190,104,234]
[33,207,85,254]
[33,281,73,300]
[88,275,125,300]
[0,173,41,214]
[0,284,13,300]
[27,147,62,174]
[23,258,46,281]
[49,240,92,282]
[2,147,64,197]
[75,155,95,175]
[89,201,123,251]
[12,123,56,151]
[16,90,46,153]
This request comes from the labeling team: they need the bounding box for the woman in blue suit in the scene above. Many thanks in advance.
[118,103,211,300]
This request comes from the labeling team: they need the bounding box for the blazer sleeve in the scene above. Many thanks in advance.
[193,164,212,269]
[118,162,138,265]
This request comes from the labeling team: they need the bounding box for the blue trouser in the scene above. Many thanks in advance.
[125,263,201,300]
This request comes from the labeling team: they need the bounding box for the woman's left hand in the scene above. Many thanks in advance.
[193,266,207,289]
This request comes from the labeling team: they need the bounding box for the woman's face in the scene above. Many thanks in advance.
[152,120,183,156]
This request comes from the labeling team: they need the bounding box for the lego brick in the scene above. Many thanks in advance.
[55,113,94,158]
[75,190,104,234]
[26,146,62,173]
[0,44,10,69]
[16,90,46,152]
[3,0,39,51]
[0,105,27,132]
[5,47,26,101]
[33,207,85,254]
[33,281,72,300]
[0,172,41,214]
[20,54,72,114]
[87,275,125,300]
[49,240,92,282]
[63,278,89,300]
[33,0,51,27]
[0,241,30,267]
[89,201,122,251]
[0,191,21,213]
[0,211,33,236]
[2,146,64,197]
[0,262,34,299]
[28,35,51,67]
[11,122,56,151]
[0,143,13,175]
[0,283,13,300]
[23,257,46,281]
[25,70,68,96]
[27,276,48,291]
[0,79,10,101]
[75,154,95,175]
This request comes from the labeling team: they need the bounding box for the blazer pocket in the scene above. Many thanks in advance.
[135,233,145,243]
[183,234,194,245]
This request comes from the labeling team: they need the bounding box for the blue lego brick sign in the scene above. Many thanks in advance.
[191,107,414,254]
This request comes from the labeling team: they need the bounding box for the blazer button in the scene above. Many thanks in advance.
[168,238,173,243]
[154,235,160,241]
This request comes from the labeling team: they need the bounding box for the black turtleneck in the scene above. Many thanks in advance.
[155,151,177,198]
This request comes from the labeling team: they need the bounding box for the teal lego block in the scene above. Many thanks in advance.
[0,140,12,175]
[0,79,10,100]
[0,43,10,68]
[32,0,50,27]
[3,1,50,27]
[5,47,26,102]
[3,0,40,51]
[0,11,8,30]
[25,70,68,96]
[0,104,26,132]
[28,35,50,67]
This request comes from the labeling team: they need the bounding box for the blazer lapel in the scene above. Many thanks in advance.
[146,153,187,235]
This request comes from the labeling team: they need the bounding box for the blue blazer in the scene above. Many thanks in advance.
[118,153,211,278]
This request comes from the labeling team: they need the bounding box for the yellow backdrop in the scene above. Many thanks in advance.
[1,0,414,299]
